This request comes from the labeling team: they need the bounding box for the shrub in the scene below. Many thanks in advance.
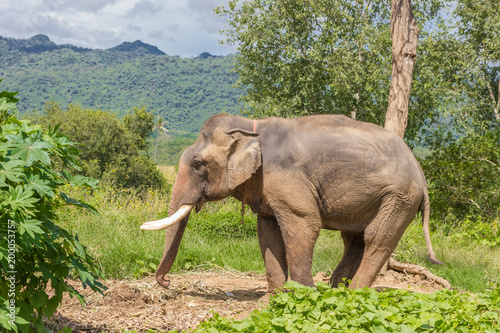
[35,102,166,190]
[0,89,105,332]
[422,125,500,223]
[188,281,500,332]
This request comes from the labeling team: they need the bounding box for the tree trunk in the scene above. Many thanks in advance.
[154,131,159,164]
[384,0,419,138]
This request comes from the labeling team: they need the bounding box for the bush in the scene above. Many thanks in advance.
[188,281,500,332]
[449,217,500,248]
[422,125,500,223]
[35,102,166,190]
[0,89,105,332]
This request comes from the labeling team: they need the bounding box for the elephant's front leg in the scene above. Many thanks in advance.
[257,215,288,291]
[275,213,321,287]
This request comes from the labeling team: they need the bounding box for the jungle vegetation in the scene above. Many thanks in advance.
[0,34,241,133]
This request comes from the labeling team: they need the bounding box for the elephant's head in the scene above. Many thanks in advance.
[140,116,261,288]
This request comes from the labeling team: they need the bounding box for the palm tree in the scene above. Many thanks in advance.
[153,115,169,163]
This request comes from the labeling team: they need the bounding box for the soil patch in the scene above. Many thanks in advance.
[49,269,446,332]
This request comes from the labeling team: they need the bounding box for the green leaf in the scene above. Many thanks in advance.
[0,160,25,184]
[43,295,62,318]
[18,219,44,238]
[1,185,39,214]
[68,174,100,189]
[23,174,54,197]
[30,290,49,309]
[59,192,100,215]
[8,131,52,166]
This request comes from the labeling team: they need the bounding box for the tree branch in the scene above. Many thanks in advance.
[387,257,451,289]
[467,158,500,173]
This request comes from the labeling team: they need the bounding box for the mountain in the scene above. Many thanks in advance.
[108,40,165,55]
[0,35,242,133]
[0,34,92,53]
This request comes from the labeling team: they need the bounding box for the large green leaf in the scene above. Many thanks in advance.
[8,131,52,166]
[59,192,100,215]
[22,174,54,198]
[0,82,19,104]
[0,159,25,185]
[17,219,44,238]
[0,185,39,214]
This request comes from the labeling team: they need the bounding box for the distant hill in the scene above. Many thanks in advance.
[0,34,92,53]
[109,40,165,55]
[0,35,242,133]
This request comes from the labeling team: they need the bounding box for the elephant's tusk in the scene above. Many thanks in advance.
[140,204,193,231]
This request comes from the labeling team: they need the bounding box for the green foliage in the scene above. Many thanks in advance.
[216,0,443,143]
[188,281,500,333]
[36,102,166,190]
[449,218,500,248]
[0,79,19,123]
[0,92,105,332]
[422,126,500,221]
[0,35,242,133]
[418,0,499,136]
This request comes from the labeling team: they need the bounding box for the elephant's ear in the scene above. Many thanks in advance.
[225,129,261,190]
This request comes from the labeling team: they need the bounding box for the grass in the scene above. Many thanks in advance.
[395,220,500,292]
[58,187,264,279]
[57,171,500,292]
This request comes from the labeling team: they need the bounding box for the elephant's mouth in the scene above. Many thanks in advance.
[195,200,205,213]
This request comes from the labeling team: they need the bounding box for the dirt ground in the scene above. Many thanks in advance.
[48,269,446,332]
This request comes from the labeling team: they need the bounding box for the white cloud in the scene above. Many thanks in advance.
[0,0,237,57]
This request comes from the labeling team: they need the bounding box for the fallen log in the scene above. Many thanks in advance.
[386,257,451,289]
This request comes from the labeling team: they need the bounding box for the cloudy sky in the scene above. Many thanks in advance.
[0,0,237,57]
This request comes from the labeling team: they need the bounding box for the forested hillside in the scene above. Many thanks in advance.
[0,34,242,132]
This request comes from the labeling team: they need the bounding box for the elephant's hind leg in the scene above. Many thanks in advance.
[329,231,364,287]
[349,196,420,288]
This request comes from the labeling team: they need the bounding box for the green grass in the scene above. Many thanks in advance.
[58,187,264,278]
[57,185,500,292]
[395,220,500,292]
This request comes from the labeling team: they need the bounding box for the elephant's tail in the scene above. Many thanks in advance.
[421,189,443,265]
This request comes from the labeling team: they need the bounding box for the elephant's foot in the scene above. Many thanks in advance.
[258,292,272,304]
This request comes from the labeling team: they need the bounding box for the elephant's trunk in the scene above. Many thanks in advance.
[144,162,194,289]
[155,205,190,288]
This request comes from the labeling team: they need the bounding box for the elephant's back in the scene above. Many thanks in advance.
[260,114,414,173]
[259,115,426,219]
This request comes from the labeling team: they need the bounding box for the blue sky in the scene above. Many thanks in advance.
[0,0,237,57]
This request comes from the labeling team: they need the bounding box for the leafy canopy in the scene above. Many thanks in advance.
[216,0,442,143]
[422,125,500,221]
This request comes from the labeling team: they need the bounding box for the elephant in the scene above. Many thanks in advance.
[140,114,442,291]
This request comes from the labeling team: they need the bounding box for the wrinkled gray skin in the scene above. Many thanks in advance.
[154,114,442,291]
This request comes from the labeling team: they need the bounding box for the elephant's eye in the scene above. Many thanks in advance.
[193,159,205,173]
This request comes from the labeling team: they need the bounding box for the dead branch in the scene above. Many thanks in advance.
[387,257,451,289]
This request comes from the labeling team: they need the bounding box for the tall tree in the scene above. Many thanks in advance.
[384,0,419,138]
[217,0,442,142]
[455,0,500,123]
